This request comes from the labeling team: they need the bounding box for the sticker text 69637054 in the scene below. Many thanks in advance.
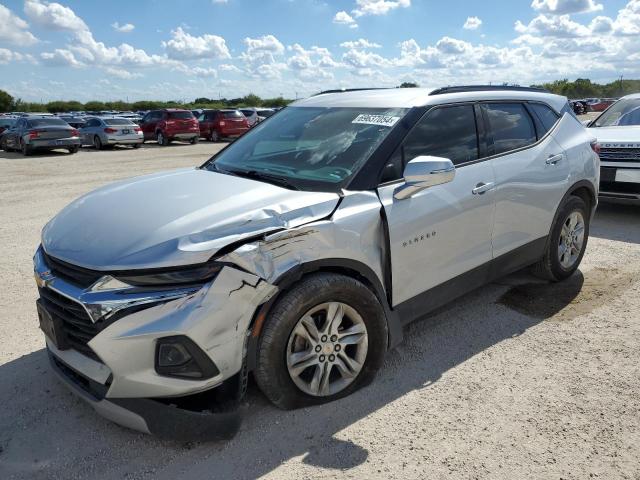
[352,114,400,128]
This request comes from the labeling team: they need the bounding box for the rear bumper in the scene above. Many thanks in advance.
[48,349,242,441]
[30,138,81,148]
[105,135,143,145]
[169,132,199,140]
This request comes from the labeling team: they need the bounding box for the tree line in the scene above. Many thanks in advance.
[0,91,292,113]
[2,78,639,113]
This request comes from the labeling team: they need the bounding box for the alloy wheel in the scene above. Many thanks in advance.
[558,211,585,269]
[286,301,368,397]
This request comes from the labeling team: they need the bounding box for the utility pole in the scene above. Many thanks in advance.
[619,75,624,98]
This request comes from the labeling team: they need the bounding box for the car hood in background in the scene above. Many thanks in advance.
[42,168,340,270]
[587,126,640,145]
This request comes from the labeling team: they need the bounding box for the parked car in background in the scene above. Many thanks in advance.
[587,93,640,202]
[0,116,81,155]
[255,108,275,122]
[0,116,17,135]
[139,109,199,146]
[116,112,143,124]
[34,86,598,439]
[80,117,143,150]
[570,100,586,115]
[239,108,259,127]
[197,109,250,142]
[586,98,616,112]
[58,115,87,129]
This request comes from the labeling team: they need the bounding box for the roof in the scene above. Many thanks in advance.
[621,93,640,100]
[292,87,568,113]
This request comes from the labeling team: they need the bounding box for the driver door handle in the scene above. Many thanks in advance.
[546,153,564,165]
[472,182,495,195]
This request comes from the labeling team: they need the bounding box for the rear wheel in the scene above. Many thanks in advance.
[93,135,103,150]
[68,145,79,154]
[132,143,141,149]
[21,140,31,156]
[532,195,589,281]
[255,273,387,410]
[209,130,219,142]
[190,136,199,144]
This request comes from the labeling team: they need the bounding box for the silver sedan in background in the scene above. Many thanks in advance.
[80,117,143,149]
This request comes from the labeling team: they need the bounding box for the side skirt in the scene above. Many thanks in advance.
[395,236,548,325]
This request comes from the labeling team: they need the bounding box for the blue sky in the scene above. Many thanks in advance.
[0,0,638,102]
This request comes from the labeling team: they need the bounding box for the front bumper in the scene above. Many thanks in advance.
[48,350,242,440]
[600,166,640,202]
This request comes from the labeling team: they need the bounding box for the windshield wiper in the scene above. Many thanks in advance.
[231,169,300,190]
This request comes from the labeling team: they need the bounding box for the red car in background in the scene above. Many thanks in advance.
[197,109,250,142]
[139,109,200,146]
[586,98,617,112]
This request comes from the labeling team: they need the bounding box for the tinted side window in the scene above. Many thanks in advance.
[485,103,536,155]
[404,105,478,165]
[529,103,560,135]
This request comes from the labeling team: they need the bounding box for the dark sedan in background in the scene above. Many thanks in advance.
[0,116,82,155]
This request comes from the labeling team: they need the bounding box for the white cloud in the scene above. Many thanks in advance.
[340,38,381,49]
[589,15,613,33]
[515,14,591,37]
[0,4,38,45]
[531,0,603,15]
[212,0,228,3]
[333,11,358,28]
[190,66,218,77]
[24,0,87,32]
[342,48,388,68]
[463,16,482,30]
[112,22,135,33]
[219,63,242,72]
[352,0,410,17]
[0,48,27,64]
[104,67,142,79]
[162,27,230,60]
[436,36,471,54]
[40,48,83,67]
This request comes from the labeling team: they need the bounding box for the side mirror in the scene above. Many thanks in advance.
[394,156,455,200]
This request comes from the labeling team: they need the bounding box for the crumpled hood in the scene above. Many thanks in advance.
[587,126,640,145]
[42,168,340,270]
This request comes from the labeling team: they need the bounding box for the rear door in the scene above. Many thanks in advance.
[377,104,496,307]
[141,111,159,139]
[484,102,570,258]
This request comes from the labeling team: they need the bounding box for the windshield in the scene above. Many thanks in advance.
[257,109,275,118]
[27,118,68,127]
[168,111,194,120]
[593,98,640,127]
[105,118,135,126]
[222,111,243,118]
[203,106,408,191]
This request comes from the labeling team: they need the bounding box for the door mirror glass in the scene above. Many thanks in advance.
[394,156,455,200]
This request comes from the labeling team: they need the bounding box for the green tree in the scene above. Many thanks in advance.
[84,101,107,112]
[46,101,84,113]
[0,89,14,112]
[399,82,419,88]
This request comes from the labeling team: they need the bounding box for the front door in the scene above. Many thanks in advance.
[377,104,496,307]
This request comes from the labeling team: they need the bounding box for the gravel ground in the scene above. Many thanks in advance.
[0,142,639,480]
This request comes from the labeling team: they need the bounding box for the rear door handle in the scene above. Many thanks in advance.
[546,153,564,165]
[472,182,495,195]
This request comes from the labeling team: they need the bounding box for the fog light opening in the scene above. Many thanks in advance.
[155,336,220,380]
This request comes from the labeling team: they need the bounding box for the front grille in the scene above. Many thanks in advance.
[599,148,640,163]
[42,252,104,289]
[38,286,102,361]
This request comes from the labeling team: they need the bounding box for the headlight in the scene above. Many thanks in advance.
[115,262,222,287]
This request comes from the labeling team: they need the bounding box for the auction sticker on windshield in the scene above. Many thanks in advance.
[352,114,400,127]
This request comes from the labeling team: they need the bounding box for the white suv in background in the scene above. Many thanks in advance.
[34,86,599,440]
[587,93,640,202]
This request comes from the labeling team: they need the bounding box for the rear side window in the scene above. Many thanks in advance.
[168,111,194,120]
[529,103,560,135]
[484,103,536,155]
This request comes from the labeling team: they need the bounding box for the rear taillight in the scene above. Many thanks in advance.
[71,128,79,136]
[28,130,40,139]
[104,128,117,134]
[219,121,226,127]
[590,141,601,155]
[134,126,142,133]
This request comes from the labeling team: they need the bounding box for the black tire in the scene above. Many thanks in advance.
[209,130,219,142]
[190,136,199,144]
[68,145,79,154]
[532,195,590,281]
[21,140,31,156]
[132,143,141,149]
[255,273,388,410]
[93,135,103,150]
[157,131,169,146]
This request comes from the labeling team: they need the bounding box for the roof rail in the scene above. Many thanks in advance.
[314,87,390,96]
[429,85,549,96]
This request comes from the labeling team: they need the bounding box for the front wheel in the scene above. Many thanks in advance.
[93,135,103,150]
[255,273,388,410]
[532,195,589,281]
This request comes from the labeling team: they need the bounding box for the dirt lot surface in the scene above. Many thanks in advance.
[1,143,639,480]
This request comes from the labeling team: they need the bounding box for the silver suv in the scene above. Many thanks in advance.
[35,86,599,440]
